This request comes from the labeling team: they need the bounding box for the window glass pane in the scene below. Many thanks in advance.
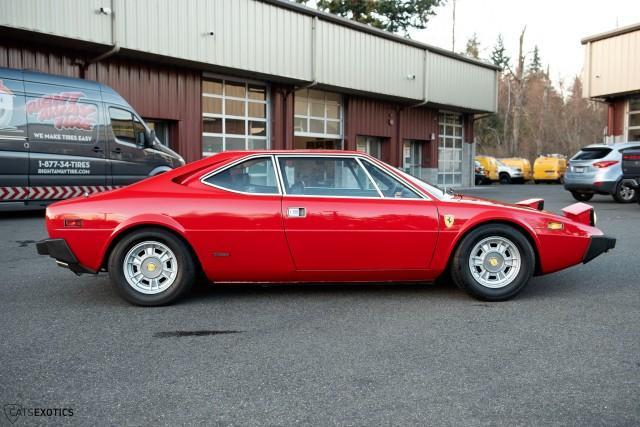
[310,102,324,117]
[202,97,222,115]
[203,117,223,134]
[629,113,640,127]
[203,79,223,95]
[205,157,278,194]
[309,119,324,134]
[629,128,640,141]
[361,160,421,199]
[629,97,640,111]
[226,137,246,150]
[326,104,340,119]
[248,139,267,150]
[454,126,462,137]
[248,102,266,118]
[247,85,266,101]
[294,117,307,132]
[109,107,135,143]
[356,136,366,152]
[325,92,341,104]
[277,157,379,197]
[225,119,245,135]
[225,81,246,98]
[326,121,340,135]
[295,100,307,115]
[203,136,223,154]
[249,121,266,136]
[308,89,324,102]
[225,99,245,116]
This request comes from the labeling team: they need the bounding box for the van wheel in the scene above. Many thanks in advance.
[108,228,195,306]
[571,191,594,202]
[612,181,637,203]
[499,173,512,184]
[451,224,535,301]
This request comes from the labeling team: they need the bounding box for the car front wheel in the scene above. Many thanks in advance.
[451,224,535,301]
[571,191,594,202]
[612,181,637,203]
[499,173,512,184]
[108,228,196,306]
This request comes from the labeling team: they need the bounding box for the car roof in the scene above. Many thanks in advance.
[582,142,640,149]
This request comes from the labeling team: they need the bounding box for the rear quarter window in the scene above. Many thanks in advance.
[572,148,612,160]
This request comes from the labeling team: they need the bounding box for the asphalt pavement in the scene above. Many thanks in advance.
[0,184,638,425]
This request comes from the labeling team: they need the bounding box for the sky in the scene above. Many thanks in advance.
[410,0,640,88]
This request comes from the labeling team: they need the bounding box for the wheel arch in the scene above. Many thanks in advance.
[447,219,542,276]
[100,222,204,276]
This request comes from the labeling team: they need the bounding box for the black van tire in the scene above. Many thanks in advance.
[108,228,195,306]
[450,224,535,301]
[499,173,512,184]
[571,191,594,202]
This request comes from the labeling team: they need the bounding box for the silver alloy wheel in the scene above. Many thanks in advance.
[123,241,178,294]
[468,236,521,289]
[619,184,635,201]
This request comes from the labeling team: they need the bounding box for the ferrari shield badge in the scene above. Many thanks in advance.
[444,215,455,228]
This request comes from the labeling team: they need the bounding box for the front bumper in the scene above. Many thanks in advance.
[36,238,95,275]
[583,235,616,264]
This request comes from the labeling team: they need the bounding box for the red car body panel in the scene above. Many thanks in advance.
[44,150,605,283]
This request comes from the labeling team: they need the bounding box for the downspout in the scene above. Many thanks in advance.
[77,0,119,78]
[410,49,429,108]
[298,16,319,91]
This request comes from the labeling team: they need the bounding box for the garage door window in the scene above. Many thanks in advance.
[437,112,463,186]
[202,78,269,156]
[629,97,640,142]
[294,89,343,149]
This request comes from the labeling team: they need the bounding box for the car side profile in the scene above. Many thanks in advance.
[37,151,615,306]
[564,142,640,203]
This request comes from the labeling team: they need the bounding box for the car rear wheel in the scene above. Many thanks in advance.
[451,224,535,301]
[612,181,637,203]
[571,191,594,202]
[108,228,195,306]
[499,173,511,184]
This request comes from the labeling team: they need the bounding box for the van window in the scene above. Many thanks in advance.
[573,148,612,160]
[109,107,145,144]
[204,157,279,194]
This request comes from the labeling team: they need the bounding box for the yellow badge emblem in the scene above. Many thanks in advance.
[489,258,498,267]
[147,263,157,272]
[444,215,455,228]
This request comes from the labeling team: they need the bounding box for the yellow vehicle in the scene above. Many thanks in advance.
[533,156,567,183]
[499,157,532,181]
[475,156,499,182]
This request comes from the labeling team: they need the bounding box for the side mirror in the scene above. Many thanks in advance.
[147,129,156,147]
[136,131,146,147]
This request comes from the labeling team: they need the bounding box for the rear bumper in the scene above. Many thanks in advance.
[583,235,616,264]
[36,238,95,275]
[564,180,617,194]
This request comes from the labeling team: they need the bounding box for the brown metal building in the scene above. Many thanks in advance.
[1,0,499,187]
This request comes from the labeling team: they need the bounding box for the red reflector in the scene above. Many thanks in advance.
[594,182,603,187]
[623,155,640,160]
[64,218,83,228]
[593,160,618,168]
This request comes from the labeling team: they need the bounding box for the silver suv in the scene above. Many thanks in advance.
[564,142,640,203]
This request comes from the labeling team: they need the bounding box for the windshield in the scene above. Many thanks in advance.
[394,168,454,200]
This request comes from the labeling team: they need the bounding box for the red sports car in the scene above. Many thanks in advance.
[37,151,615,306]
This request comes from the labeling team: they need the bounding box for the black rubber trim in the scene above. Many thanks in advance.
[583,236,616,264]
[36,238,95,275]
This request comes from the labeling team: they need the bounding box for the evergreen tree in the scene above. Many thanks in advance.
[529,45,542,74]
[490,34,510,69]
[464,33,480,59]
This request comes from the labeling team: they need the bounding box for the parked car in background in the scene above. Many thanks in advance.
[474,160,488,185]
[621,148,640,206]
[499,157,532,182]
[564,142,640,202]
[0,68,184,206]
[534,156,567,184]
[37,150,615,305]
[475,155,499,182]
[496,159,524,184]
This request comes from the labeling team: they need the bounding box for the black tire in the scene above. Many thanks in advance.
[450,224,535,301]
[612,181,637,203]
[499,173,512,184]
[571,191,594,202]
[108,228,196,306]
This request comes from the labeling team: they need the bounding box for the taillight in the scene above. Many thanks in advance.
[592,160,618,168]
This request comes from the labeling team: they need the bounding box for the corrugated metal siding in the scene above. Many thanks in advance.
[316,20,424,100]
[584,29,640,98]
[427,52,497,112]
[0,0,112,44]
[113,0,312,81]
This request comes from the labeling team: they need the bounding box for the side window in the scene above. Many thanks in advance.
[361,160,422,199]
[109,107,136,143]
[204,157,279,194]
[278,157,379,197]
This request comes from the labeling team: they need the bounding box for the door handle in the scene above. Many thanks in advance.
[111,147,122,154]
[92,146,103,153]
[287,207,306,218]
